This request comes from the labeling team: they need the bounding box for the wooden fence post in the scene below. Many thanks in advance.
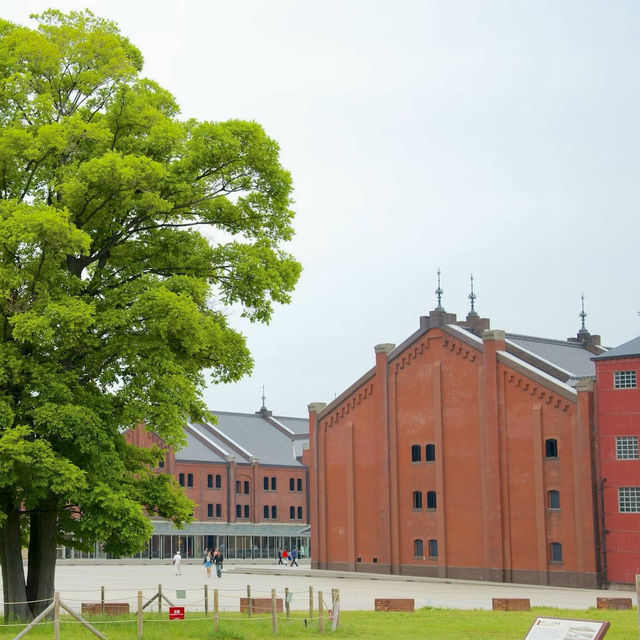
[285,587,290,618]
[271,588,278,635]
[101,585,105,615]
[204,584,209,616]
[158,584,162,614]
[247,584,252,618]
[54,592,60,640]
[309,585,313,620]
[137,591,143,639]
[318,590,324,634]
[214,589,219,632]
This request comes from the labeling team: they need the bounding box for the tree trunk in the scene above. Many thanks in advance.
[26,505,58,619]
[0,507,31,622]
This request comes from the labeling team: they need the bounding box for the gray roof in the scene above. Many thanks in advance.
[592,335,640,361]
[506,333,598,378]
[177,410,308,467]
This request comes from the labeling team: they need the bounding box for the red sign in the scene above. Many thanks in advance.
[169,607,185,620]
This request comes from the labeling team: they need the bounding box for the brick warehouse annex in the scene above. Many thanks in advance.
[305,299,640,589]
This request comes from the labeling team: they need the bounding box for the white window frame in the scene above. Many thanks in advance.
[616,436,639,460]
[619,487,640,513]
[614,370,637,389]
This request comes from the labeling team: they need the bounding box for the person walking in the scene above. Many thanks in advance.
[213,548,224,578]
[282,548,288,565]
[172,550,182,576]
[290,548,299,567]
[277,549,284,565]
[203,549,212,578]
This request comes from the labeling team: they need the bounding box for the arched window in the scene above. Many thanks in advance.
[428,539,438,558]
[425,444,436,462]
[411,445,421,462]
[426,490,437,510]
[414,539,424,557]
[412,491,423,509]
[545,438,558,458]
[550,542,562,563]
[548,490,560,509]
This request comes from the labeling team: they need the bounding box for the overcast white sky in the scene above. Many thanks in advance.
[5,1,640,417]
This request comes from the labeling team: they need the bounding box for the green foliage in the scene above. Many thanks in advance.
[0,9,300,560]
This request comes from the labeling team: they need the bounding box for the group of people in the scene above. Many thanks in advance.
[203,548,224,577]
[277,548,299,566]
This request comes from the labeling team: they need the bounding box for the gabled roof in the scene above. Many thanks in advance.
[592,335,640,361]
[177,409,308,467]
[505,333,597,379]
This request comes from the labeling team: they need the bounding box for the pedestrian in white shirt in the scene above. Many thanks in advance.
[172,551,182,575]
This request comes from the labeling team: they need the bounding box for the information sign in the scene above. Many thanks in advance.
[524,617,609,640]
[169,606,185,620]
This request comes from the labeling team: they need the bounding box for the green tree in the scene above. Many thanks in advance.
[0,10,300,621]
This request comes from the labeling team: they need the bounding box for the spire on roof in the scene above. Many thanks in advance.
[468,273,478,317]
[261,385,267,411]
[435,268,444,311]
[256,386,272,417]
[579,293,588,333]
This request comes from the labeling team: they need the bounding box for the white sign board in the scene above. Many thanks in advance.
[524,617,609,640]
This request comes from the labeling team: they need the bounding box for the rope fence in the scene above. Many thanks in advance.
[0,583,340,639]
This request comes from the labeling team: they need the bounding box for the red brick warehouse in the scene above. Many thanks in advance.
[306,291,608,588]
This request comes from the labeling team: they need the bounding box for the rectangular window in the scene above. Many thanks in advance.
[550,542,563,563]
[425,444,436,462]
[244,504,249,518]
[207,504,213,518]
[158,459,164,468]
[411,444,421,462]
[271,477,277,491]
[297,506,303,520]
[614,370,637,389]
[428,539,438,558]
[187,473,193,488]
[263,476,269,490]
[412,491,422,509]
[207,474,213,488]
[297,478,302,492]
[244,480,250,495]
[235,504,242,518]
[216,503,222,518]
[545,439,558,458]
[178,473,185,487]
[263,505,269,519]
[289,478,295,491]
[271,505,277,519]
[414,539,424,557]
[426,491,437,510]
[617,436,639,460]
[216,474,222,489]
[619,487,640,512]
[290,506,295,519]
[548,490,560,510]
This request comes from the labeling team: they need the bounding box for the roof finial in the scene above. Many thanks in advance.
[261,385,267,411]
[435,268,444,311]
[579,293,587,331]
[468,273,478,316]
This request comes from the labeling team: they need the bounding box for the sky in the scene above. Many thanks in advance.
[4,1,639,418]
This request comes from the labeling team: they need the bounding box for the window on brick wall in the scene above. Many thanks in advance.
[290,478,295,491]
[545,439,558,458]
[236,504,241,518]
[263,476,269,490]
[263,505,269,519]
[414,539,424,557]
[178,473,185,487]
[428,539,438,558]
[614,370,637,389]
[617,436,639,460]
[244,504,249,518]
[550,542,563,563]
[236,481,241,494]
[244,480,250,494]
[426,491,437,510]
[548,490,560,510]
[297,506,303,520]
[297,478,302,491]
[411,444,421,462]
[425,444,436,462]
[216,474,222,488]
[207,474,213,488]
[271,477,277,491]
[187,473,193,487]
[290,506,295,519]
[216,504,221,518]
[412,491,422,509]
[158,458,164,468]
[207,504,213,518]
[271,505,277,519]
[619,487,640,512]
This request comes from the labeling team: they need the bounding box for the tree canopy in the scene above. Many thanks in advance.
[0,9,300,620]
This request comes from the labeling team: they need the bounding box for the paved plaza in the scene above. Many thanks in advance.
[7,560,634,613]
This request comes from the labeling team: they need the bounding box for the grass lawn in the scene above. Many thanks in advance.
[0,607,635,639]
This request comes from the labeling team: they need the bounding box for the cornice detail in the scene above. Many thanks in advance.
[505,373,571,412]
[323,383,374,429]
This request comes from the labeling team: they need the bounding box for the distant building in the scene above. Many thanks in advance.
[593,337,640,587]
[59,405,310,561]
[306,295,621,588]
